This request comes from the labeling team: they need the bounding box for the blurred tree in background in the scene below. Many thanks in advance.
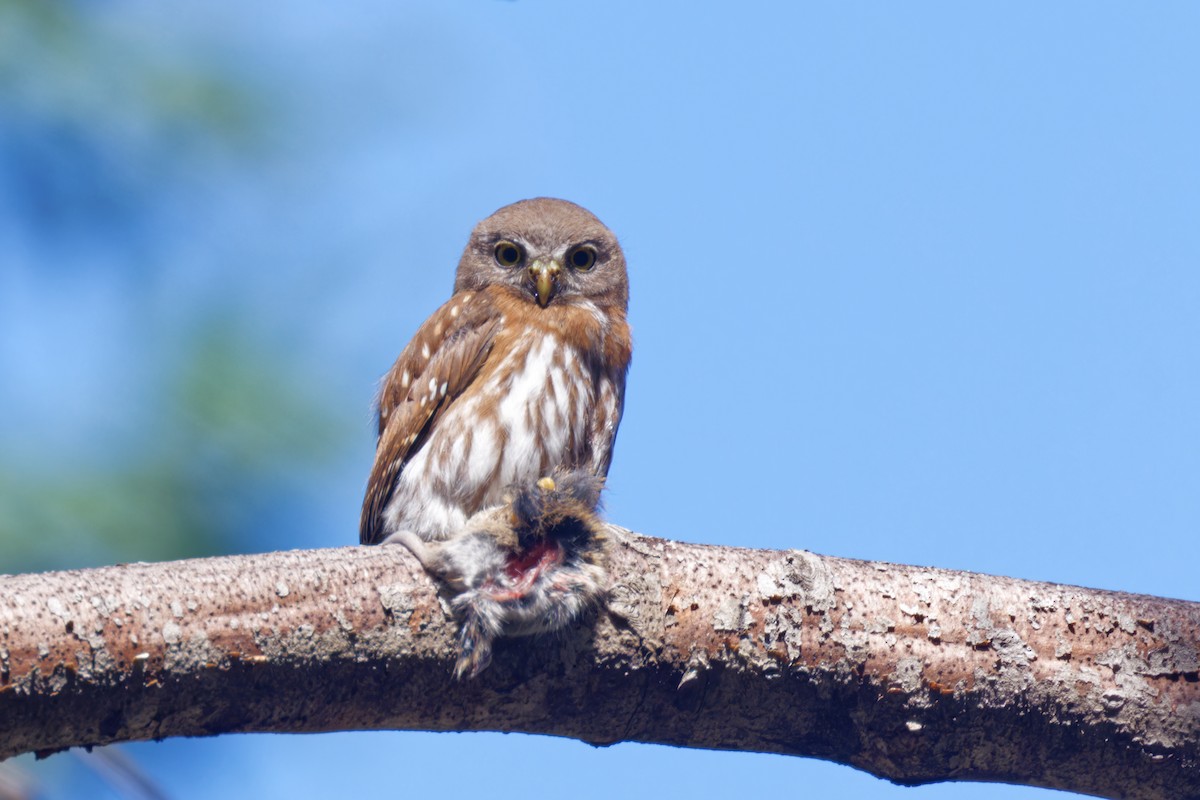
[0,0,351,572]
[0,0,260,256]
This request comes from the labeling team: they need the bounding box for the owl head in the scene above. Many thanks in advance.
[454,197,628,312]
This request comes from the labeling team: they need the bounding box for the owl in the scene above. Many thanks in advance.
[360,198,632,677]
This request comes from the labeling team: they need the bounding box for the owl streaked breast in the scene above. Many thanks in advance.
[382,326,608,541]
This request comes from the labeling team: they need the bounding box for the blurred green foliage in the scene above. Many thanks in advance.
[0,0,266,251]
[0,0,349,573]
[0,322,348,572]
[0,0,261,142]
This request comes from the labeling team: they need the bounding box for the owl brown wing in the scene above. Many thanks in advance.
[587,316,633,479]
[360,291,501,545]
[589,369,627,479]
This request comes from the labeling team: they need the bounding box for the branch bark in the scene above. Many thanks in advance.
[1,529,1197,799]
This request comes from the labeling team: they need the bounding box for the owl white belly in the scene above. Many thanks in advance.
[383,333,594,540]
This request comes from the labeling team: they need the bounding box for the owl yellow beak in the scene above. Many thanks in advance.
[528,259,562,308]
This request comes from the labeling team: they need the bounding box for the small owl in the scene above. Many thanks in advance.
[360,198,631,677]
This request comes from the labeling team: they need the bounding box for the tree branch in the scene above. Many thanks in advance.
[1,528,1197,799]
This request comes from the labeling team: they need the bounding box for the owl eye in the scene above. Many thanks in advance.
[567,245,597,271]
[494,241,524,268]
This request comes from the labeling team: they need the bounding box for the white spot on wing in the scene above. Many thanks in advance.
[421,342,431,359]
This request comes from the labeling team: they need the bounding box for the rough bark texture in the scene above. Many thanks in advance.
[0,529,1197,799]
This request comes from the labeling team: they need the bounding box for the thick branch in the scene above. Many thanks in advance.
[0,529,1197,799]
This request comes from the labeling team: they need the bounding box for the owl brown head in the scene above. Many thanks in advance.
[454,197,629,312]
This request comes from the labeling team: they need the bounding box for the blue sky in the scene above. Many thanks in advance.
[2,1,1197,798]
